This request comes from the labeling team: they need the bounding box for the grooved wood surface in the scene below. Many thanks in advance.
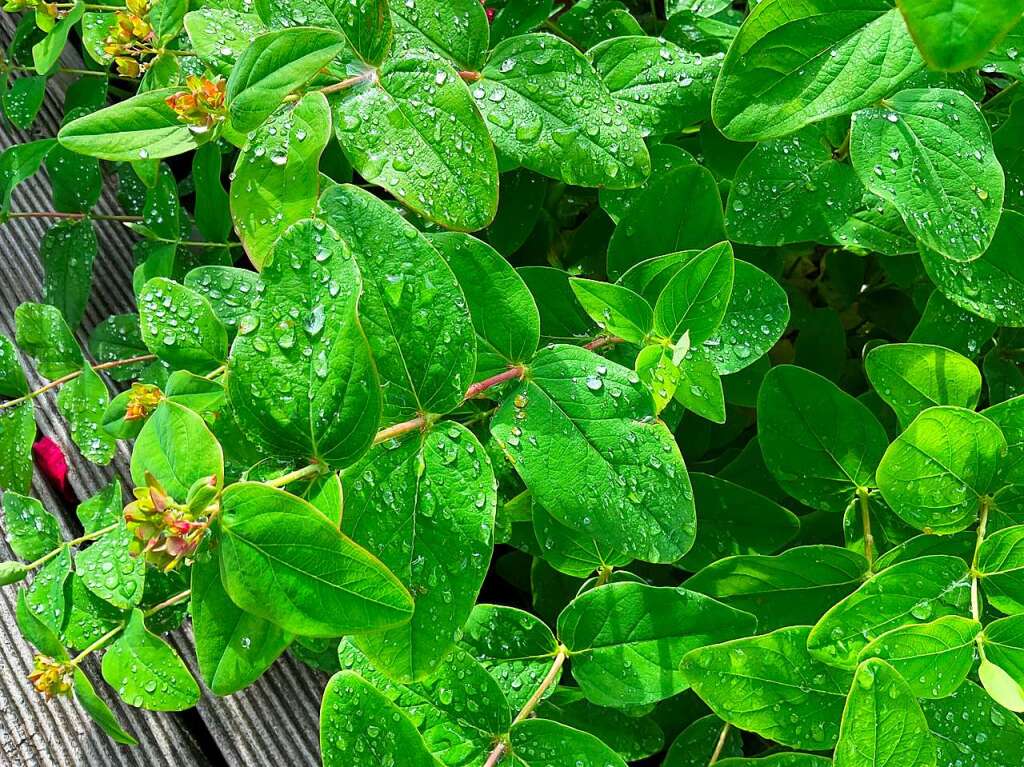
[1,16,325,767]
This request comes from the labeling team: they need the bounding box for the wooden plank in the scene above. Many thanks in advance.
[0,15,326,766]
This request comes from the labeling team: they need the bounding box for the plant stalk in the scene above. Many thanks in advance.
[6,211,143,222]
[971,497,992,623]
[708,723,732,765]
[0,354,157,411]
[24,522,120,574]
[857,487,875,570]
[263,463,324,488]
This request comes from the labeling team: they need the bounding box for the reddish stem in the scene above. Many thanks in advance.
[459,70,482,83]
[464,365,524,400]
[584,335,625,351]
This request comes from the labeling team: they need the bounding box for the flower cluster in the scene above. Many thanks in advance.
[27,655,73,699]
[124,383,163,421]
[165,76,227,133]
[124,473,215,571]
[103,0,154,78]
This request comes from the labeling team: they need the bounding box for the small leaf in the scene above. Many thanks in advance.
[57,364,116,465]
[391,0,488,70]
[40,220,97,329]
[897,0,1024,71]
[101,609,200,711]
[570,278,653,344]
[73,668,138,745]
[2,491,61,561]
[138,278,228,374]
[508,718,627,767]
[74,524,145,610]
[14,302,83,379]
[130,400,224,500]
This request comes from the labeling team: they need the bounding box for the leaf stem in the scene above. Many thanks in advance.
[319,69,378,96]
[6,211,144,222]
[263,463,325,488]
[857,487,875,571]
[971,497,992,623]
[0,354,157,411]
[708,723,731,765]
[464,366,525,400]
[483,645,568,766]
[584,335,625,351]
[23,522,120,574]
[6,64,129,79]
[69,588,192,666]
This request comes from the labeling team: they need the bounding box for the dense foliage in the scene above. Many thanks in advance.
[4,0,1024,765]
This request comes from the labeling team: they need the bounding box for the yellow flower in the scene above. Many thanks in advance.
[27,655,73,699]
[125,383,163,421]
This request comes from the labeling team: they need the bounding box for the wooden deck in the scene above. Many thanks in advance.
[0,17,325,767]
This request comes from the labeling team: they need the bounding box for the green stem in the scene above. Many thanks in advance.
[6,211,143,222]
[319,69,377,96]
[482,646,568,766]
[24,522,120,574]
[263,463,325,488]
[857,487,875,571]
[971,497,992,624]
[151,236,242,249]
[0,354,157,411]
[69,588,192,666]
[708,723,732,765]
[54,2,124,9]
[7,64,128,79]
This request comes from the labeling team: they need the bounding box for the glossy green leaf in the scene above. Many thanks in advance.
[589,36,718,137]
[508,718,627,767]
[535,688,663,761]
[712,0,923,141]
[226,219,380,468]
[184,9,266,77]
[431,232,540,379]
[491,345,696,563]
[319,184,476,422]
[757,365,888,514]
[0,404,36,493]
[72,668,138,745]
[230,91,332,270]
[217,482,414,637]
[138,278,228,374]
[391,0,489,70]
[531,499,631,578]
[32,1,85,74]
[850,88,1004,263]
[40,220,97,329]
[331,50,498,231]
[920,681,1024,766]
[255,0,391,65]
[74,523,144,610]
[858,615,980,698]
[14,302,82,379]
[978,525,1024,615]
[130,400,224,500]
[865,343,982,428]
[662,714,742,767]
[341,422,497,681]
[184,266,260,337]
[473,34,650,190]
[897,0,1024,71]
[808,555,971,668]
[226,27,347,132]
[876,406,1005,534]
[101,609,199,711]
[833,658,937,767]
[2,492,61,561]
[558,582,756,706]
[653,241,733,345]
[681,626,853,749]
[687,545,869,633]
[57,364,115,465]
[58,89,203,161]
[570,278,653,344]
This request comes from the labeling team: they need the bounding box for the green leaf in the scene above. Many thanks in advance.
[101,609,200,711]
[897,0,1024,70]
[531,498,631,577]
[58,88,203,162]
[0,139,55,216]
[337,639,510,759]
[588,36,718,137]
[558,582,756,706]
[920,209,1024,327]
[72,668,138,745]
[921,680,1024,766]
[190,545,291,695]
[2,491,61,561]
[473,34,651,190]
[226,27,347,132]
[40,220,97,329]
[726,123,864,246]
[15,587,68,658]
[808,555,972,669]
[88,315,151,382]
[74,524,145,610]
[320,670,442,767]
[717,757,833,767]
[712,0,923,141]
[190,143,232,243]
[25,546,71,634]
[865,343,982,428]
[217,481,414,637]
[491,345,696,563]
[686,545,869,633]
[341,422,497,682]
[184,9,266,76]
[0,404,36,493]
[226,220,381,468]
[606,165,725,279]
[76,481,122,535]
[149,0,187,42]
[653,241,734,345]
[674,347,726,423]
[635,343,683,414]
[535,689,664,761]
[130,400,224,500]
[255,0,392,65]
[0,333,28,398]
[0,561,29,586]
[876,407,1006,534]
[851,88,1004,262]
[979,658,1024,712]
[460,603,559,711]
[757,365,888,514]
[319,184,477,422]
[569,278,653,344]
[184,266,260,336]
[32,1,85,74]
[431,232,540,379]
[3,75,46,130]
[834,658,937,767]
[701,260,790,375]
[47,107,103,214]
[678,473,800,571]
[858,615,980,698]
[138,278,228,373]
[330,50,499,231]
[230,92,331,270]
[681,626,853,749]
[977,525,1024,615]
[980,614,1024,711]
[57,364,116,465]
[14,302,83,379]
[507,718,627,767]
[390,0,489,71]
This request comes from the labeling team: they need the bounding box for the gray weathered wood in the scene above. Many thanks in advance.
[1,15,326,766]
